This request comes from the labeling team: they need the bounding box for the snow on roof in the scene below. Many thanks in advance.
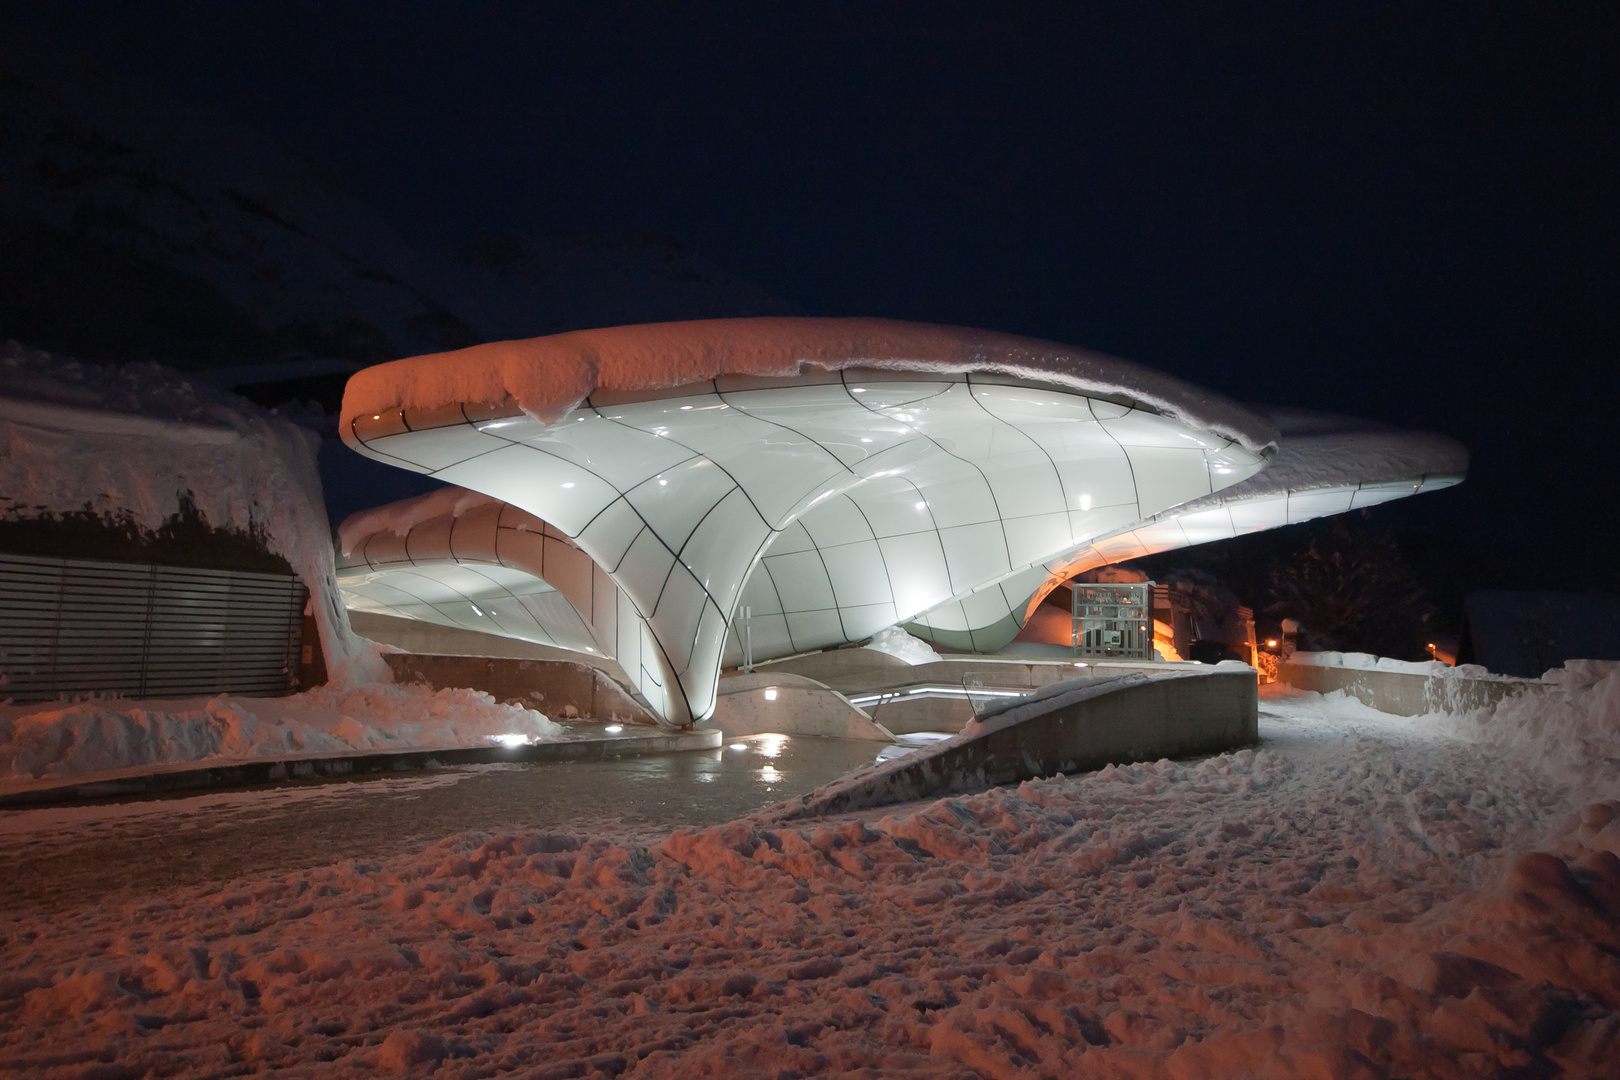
[1,339,260,437]
[341,317,1281,453]
[336,485,499,557]
[1170,406,1467,512]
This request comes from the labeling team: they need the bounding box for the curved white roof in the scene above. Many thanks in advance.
[337,320,1466,723]
[341,317,1280,453]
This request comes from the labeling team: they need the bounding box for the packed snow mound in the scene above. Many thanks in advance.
[0,683,562,784]
[863,625,941,666]
[341,317,1280,452]
[1,341,385,686]
[1432,663,1620,798]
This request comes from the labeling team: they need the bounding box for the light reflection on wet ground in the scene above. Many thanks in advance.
[0,735,888,919]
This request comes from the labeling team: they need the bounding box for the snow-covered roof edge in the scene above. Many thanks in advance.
[1167,407,1468,514]
[340,317,1281,453]
[336,485,500,557]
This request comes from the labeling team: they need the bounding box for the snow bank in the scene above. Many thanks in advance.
[3,688,1615,1076]
[341,317,1281,452]
[1292,650,1608,684]
[0,341,385,686]
[863,625,941,666]
[1431,660,1620,798]
[0,684,561,785]
[1291,650,1498,678]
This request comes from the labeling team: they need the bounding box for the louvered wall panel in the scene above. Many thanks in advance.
[0,553,304,704]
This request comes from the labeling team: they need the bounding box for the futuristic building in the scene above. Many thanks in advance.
[339,318,1464,725]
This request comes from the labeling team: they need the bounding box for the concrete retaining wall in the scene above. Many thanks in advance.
[353,611,636,683]
[1278,662,1535,716]
[765,667,1258,821]
[708,672,894,742]
[762,654,1200,734]
[384,654,659,726]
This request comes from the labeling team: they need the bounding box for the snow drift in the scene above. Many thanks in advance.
[0,683,561,785]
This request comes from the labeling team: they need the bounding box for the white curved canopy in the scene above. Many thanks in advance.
[339,319,1463,724]
[903,409,1467,651]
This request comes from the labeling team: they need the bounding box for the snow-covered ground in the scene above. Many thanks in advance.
[0,684,560,790]
[2,671,1616,1076]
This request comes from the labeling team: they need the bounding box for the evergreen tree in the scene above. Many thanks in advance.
[1266,514,1435,659]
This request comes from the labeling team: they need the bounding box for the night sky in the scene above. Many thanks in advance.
[11,2,1620,612]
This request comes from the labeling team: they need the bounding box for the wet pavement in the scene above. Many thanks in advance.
[0,734,886,920]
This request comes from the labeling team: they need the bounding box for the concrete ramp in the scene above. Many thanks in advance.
[761,664,1257,821]
[707,672,894,742]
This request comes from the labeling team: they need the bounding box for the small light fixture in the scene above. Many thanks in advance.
[729,742,748,751]
[764,688,777,701]
[604,724,624,733]
[562,482,575,489]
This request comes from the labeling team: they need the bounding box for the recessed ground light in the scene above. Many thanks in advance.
[729,743,748,751]
[562,482,574,488]
[604,724,623,733]
[764,688,777,701]
[860,437,872,442]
